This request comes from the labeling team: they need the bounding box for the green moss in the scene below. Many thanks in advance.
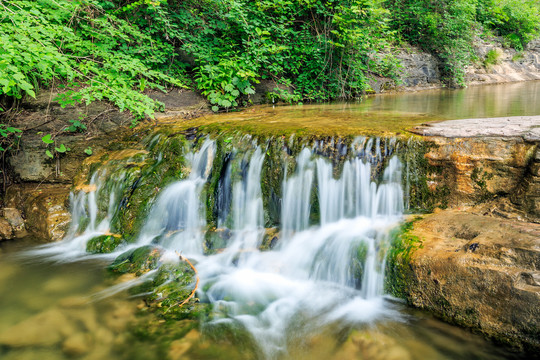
[86,234,123,254]
[398,138,449,212]
[384,218,423,300]
[109,245,162,275]
[352,241,369,288]
[471,166,495,202]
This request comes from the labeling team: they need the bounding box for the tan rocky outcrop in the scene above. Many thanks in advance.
[400,210,540,350]
[22,184,71,242]
[467,39,540,85]
[411,116,540,221]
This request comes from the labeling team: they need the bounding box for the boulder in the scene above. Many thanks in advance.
[390,210,540,350]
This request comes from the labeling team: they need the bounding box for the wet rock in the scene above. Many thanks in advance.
[23,185,71,241]
[109,245,163,274]
[391,210,540,350]
[86,234,123,254]
[0,218,13,240]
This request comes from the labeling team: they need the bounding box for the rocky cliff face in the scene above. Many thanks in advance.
[467,39,540,85]
[393,38,540,91]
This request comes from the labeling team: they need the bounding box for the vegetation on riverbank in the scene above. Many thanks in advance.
[1,0,539,120]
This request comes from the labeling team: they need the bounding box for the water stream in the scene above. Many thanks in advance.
[2,82,539,359]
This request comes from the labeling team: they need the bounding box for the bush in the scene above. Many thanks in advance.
[478,0,540,51]
[0,0,187,119]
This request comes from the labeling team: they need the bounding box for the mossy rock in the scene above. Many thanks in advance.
[146,263,211,321]
[204,228,232,254]
[384,218,423,299]
[86,234,123,254]
[109,245,163,275]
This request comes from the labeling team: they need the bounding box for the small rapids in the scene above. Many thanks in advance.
[24,136,406,359]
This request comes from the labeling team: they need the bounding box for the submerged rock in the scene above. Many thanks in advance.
[0,308,75,347]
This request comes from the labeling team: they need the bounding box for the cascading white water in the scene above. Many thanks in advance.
[211,147,266,265]
[195,143,405,359]
[281,148,314,238]
[137,139,215,256]
[24,169,121,261]
[27,135,405,359]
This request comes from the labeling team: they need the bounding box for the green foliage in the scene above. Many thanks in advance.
[477,0,540,51]
[387,0,478,87]
[0,124,21,152]
[1,0,538,112]
[108,0,399,106]
[41,133,70,159]
[64,120,87,133]
[484,48,502,66]
[0,0,187,117]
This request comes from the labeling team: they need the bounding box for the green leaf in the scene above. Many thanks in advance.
[45,150,54,159]
[84,147,93,155]
[42,134,54,144]
[211,106,219,112]
[55,144,67,153]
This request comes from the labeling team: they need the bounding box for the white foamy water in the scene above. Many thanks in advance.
[23,170,122,262]
[193,147,404,359]
[24,137,405,359]
[136,139,215,256]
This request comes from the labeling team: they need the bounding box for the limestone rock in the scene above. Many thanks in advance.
[396,211,540,350]
[411,117,539,220]
[0,218,13,240]
[23,185,71,241]
[3,208,25,232]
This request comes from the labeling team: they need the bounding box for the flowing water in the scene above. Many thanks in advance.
[2,82,539,359]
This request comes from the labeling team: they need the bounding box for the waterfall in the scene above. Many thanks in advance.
[26,135,406,359]
[196,142,404,359]
[212,147,266,265]
[24,169,122,261]
[281,148,314,238]
[137,139,215,256]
